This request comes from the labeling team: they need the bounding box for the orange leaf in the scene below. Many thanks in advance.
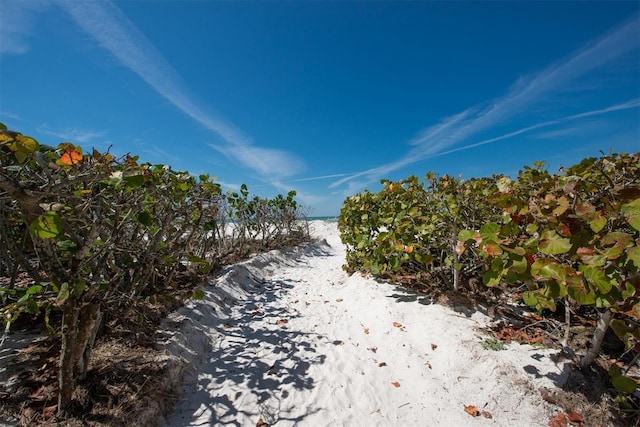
[59,148,82,166]
[464,405,480,417]
[364,328,370,334]
[391,381,401,388]
[393,322,403,328]
[256,418,269,427]
[277,319,288,326]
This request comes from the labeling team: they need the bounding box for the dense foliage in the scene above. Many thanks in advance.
[0,124,310,414]
[339,152,640,397]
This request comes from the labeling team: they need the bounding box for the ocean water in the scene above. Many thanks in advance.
[306,216,339,222]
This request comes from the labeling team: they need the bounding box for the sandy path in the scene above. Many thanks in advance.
[161,221,566,426]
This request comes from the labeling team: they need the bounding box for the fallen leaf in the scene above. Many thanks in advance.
[431,343,438,350]
[256,418,269,427]
[393,322,403,328]
[464,405,480,417]
[364,328,370,334]
[549,412,568,427]
[391,381,401,388]
[369,347,378,353]
[379,362,387,367]
[567,411,584,423]
[539,387,556,404]
[277,319,288,326]
[334,340,345,346]
[426,362,432,369]
[481,410,492,419]
[42,405,57,419]
[336,298,343,302]
[223,323,232,329]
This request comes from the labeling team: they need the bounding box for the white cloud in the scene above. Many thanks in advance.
[0,0,50,57]
[332,13,640,193]
[37,124,108,144]
[53,0,304,183]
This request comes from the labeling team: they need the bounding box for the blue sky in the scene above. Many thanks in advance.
[1,1,639,216]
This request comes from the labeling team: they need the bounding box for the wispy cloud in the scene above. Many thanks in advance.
[0,0,50,57]
[53,0,304,182]
[37,124,109,144]
[332,13,640,193]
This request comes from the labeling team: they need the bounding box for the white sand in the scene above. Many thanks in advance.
[160,220,568,426]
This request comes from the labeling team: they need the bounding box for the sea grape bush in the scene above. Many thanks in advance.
[339,152,639,392]
[338,174,501,290]
[0,124,310,413]
[457,153,640,376]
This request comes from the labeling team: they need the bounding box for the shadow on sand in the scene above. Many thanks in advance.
[159,243,332,426]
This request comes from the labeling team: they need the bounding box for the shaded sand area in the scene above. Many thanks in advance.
[160,221,568,426]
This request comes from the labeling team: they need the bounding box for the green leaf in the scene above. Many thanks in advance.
[621,199,640,231]
[186,253,206,263]
[589,212,606,233]
[124,174,145,187]
[0,122,7,130]
[29,211,63,239]
[25,300,39,315]
[510,255,528,274]
[192,289,205,300]
[479,223,500,242]
[531,258,566,282]
[568,281,597,305]
[538,230,571,255]
[628,246,640,268]
[458,229,476,242]
[553,196,569,216]
[580,265,613,294]
[522,290,556,311]
[136,211,152,227]
[612,375,638,394]
[57,282,70,303]
[73,280,85,298]
[26,285,42,296]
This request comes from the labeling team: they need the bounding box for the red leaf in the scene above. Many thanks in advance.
[391,381,401,388]
[364,328,370,334]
